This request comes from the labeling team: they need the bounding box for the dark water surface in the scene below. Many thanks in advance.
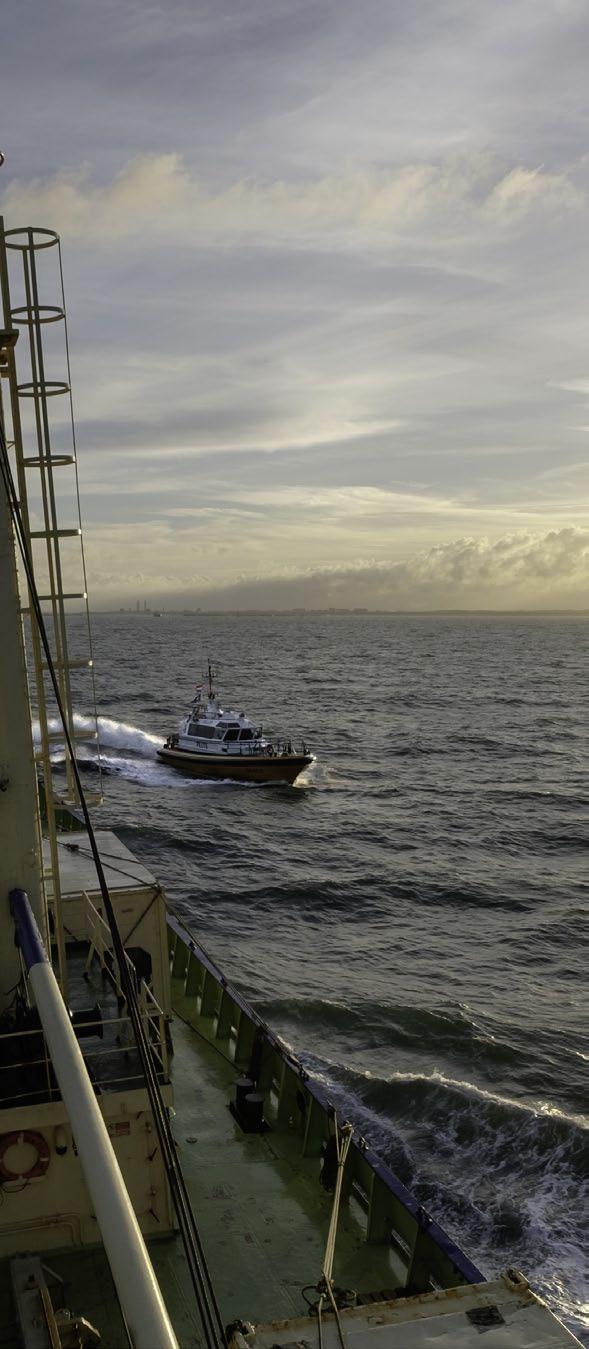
[64,612,588,1341]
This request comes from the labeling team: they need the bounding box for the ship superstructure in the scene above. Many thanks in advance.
[0,211,582,1347]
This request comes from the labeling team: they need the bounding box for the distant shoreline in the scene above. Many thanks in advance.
[89,607,589,617]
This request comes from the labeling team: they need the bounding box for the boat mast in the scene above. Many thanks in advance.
[207,656,215,700]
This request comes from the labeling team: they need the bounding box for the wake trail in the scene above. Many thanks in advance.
[32,712,263,788]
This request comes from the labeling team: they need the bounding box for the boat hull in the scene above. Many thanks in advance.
[157,745,313,784]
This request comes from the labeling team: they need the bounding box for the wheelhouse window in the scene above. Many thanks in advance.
[223,728,239,741]
[189,722,216,738]
[238,728,254,741]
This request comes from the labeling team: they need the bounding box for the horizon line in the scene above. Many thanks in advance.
[86,606,589,617]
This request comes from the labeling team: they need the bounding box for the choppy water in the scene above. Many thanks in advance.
[58,612,588,1341]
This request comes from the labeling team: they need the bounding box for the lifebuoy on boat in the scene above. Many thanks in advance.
[0,1129,50,1182]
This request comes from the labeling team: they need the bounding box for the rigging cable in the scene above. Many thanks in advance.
[0,421,226,1349]
[317,1116,353,1349]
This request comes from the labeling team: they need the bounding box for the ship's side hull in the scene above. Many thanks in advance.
[157,745,312,784]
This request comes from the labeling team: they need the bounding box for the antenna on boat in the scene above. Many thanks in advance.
[207,657,216,700]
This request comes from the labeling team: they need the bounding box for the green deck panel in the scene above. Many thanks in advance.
[168,1009,399,1327]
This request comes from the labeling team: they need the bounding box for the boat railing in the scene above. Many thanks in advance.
[168,733,309,757]
[223,738,310,758]
[265,738,309,757]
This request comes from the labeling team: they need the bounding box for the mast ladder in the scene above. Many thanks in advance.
[0,221,102,995]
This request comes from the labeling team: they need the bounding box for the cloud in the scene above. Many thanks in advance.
[2,152,583,246]
[2,4,588,616]
[482,166,581,222]
[196,527,589,610]
[552,379,589,395]
[86,526,589,610]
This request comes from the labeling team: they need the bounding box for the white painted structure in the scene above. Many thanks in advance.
[175,675,273,759]
[13,890,177,1349]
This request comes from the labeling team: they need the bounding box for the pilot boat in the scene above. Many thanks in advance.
[157,663,313,784]
[0,208,583,1348]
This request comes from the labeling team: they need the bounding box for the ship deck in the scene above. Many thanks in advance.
[0,833,581,1346]
[0,1002,396,1347]
[2,1005,580,1347]
[161,1003,400,1332]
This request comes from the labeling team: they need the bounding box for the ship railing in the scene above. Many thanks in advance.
[81,889,169,1080]
[0,1005,166,1108]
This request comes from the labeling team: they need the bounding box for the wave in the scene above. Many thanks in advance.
[212,872,535,918]
[449,731,564,758]
[256,994,510,1057]
[94,715,162,757]
[299,1058,589,1195]
[221,878,392,918]
[389,740,441,758]
[298,1055,589,1340]
[343,1064,589,1137]
[254,991,589,1117]
[386,877,532,913]
[33,712,161,758]
[34,712,178,788]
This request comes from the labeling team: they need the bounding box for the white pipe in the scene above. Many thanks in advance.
[12,892,178,1349]
[30,962,178,1348]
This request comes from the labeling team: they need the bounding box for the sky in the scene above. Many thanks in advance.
[1,0,589,610]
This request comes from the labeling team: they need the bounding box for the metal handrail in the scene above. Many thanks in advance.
[83,890,169,1079]
[167,735,309,757]
[0,1010,167,1097]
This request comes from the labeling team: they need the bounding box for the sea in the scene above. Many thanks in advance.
[60,611,588,1342]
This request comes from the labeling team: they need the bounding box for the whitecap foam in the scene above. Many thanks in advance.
[94,714,161,757]
[384,1068,589,1132]
[33,712,161,759]
[305,1052,589,1133]
[100,753,244,790]
[298,1051,588,1341]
